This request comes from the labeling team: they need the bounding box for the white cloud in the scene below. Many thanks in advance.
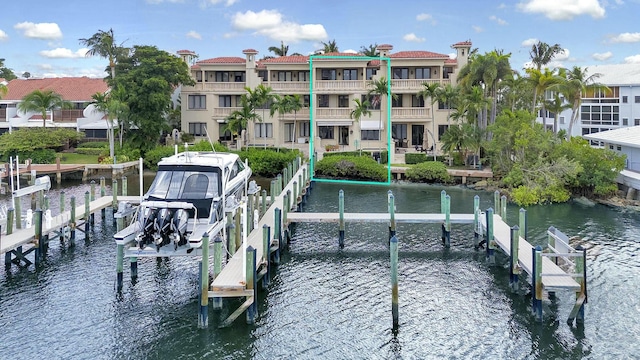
[343,49,358,54]
[232,10,282,30]
[553,48,570,61]
[39,48,89,59]
[610,32,640,43]
[14,22,62,40]
[592,51,613,61]
[625,54,640,63]
[207,0,238,5]
[521,38,538,46]
[403,33,425,42]
[0,30,8,41]
[223,32,237,39]
[449,52,457,59]
[38,64,53,70]
[472,25,484,33]
[231,10,328,42]
[489,15,508,25]
[416,13,437,25]
[186,31,202,40]
[517,0,605,20]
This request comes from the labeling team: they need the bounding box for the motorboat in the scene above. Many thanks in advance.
[114,151,251,253]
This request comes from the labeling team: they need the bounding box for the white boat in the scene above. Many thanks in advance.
[114,151,251,254]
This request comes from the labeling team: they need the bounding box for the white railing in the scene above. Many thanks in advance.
[314,80,367,92]
[546,226,579,268]
[391,78,451,91]
[213,107,241,117]
[268,81,310,92]
[187,82,246,92]
[391,108,430,119]
[316,108,352,118]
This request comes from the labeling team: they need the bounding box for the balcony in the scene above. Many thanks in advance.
[213,107,241,118]
[316,108,352,119]
[53,109,85,122]
[390,79,450,92]
[268,81,310,92]
[314,80,367,92]
[187,82,246,92]
[0,108,6,121]
[279,108,310,120]
[391,107,430,119]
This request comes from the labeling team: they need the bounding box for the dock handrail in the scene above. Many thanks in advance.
[547,226,578,267]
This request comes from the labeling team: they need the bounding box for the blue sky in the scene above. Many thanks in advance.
[1,0,639,78]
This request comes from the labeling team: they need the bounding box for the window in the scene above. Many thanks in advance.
[623,118,628,126]
[622,96,628,103]
[438,125,449,140]
[318,95,329,108]
[411,95,424,107]
[258,71,268,81]
[443,67,453,79]
[303,95,310,107]
[392,96,403,107]
[362,95,380,110]
[219,95,232,107]
[188,95,206,109]
[411,125,424,146]
[298,71,309,81]
[609,144,614,150]
[254,123,273,138]
[219,124,232,141]
[438,101,452,110]
[189,122,207,136]
[581,104,620,126]
[321,69,336,80]
[338,95,349,108]
[636,96,640,103]
[361,130,380,140]
[636,119,640,126]
[392,68,409,79]
[343,69,358,80]
[392,124,407,140]
[284,123,295,142]
[318,126,334,139]
[366,68,377,80]
[299,121,310,137]
[560,116,565,125]
[277,71,292,81]
[195,72,203,82]
[234,72,245,82]
[617,145,622,151]
[415,68,431,79]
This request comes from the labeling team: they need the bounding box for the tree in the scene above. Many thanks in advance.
[417,82,441,160]
[268,41,289,57]
[0,59,17,81]
[245,84,274,147]
[80,28,127,79]
[321,39,339,53]
[18,89,70,128]
[350,98,372,153]
[525,67,563,125]
[224,95,257,146]
[367,77,397,156]
[544,93,570,133]
[360,44,378,57]
[0,83,6,100]
[558,66,608,137]
[91,88,129,158]
[109,45,194,152]
[22,72,31,79]
[529,41,563,70]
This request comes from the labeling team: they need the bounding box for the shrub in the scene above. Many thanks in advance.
[405,153,428,164]
[76,148,106,155]
[405,161,451,183]
[510,185,540,206]
[144,146,176,170]
[77,141,109,149]
[236,148,301,177]
[21,149,57,164]
[324,150,388,164]
[315,155,386,182]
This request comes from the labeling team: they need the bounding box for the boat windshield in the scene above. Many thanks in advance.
[146,170,220,200]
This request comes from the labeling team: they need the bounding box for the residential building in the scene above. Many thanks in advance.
[0,77,110,139]
[180,42,472,158]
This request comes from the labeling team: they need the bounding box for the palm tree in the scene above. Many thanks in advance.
[368,77,398,156]
[525,68,563,125]
[268,41,289,57]
[0,83,7,99]
[224,96,258,147]
[287,94,303,145]
[360,44,378,57]
[321,39,339,53]
[529,41,563,70]
[417,82,441,160]
[350,98,372,154]
[91,90,128,158]
[79,28,126,79]
[438,83,459,127]
[244,85,274,145]
[559,66,608,137]
[544,93,571,133]
[18,89,69,128]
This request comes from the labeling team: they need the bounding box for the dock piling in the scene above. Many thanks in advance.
[519,208,527,240]
[486,208,495,264]
[500,195,507,220]
[338,190,345,248]
[261,189,267,216]
[100,177,106,219]
[112,179,118,210]
[34,209,43,266]
[494,191,499,213]
[390,235,399,329]
[116,244,124,291]
[198,233,210,329]
[388,191,396,241]
[212,235,223,309]
[245,246,257,325]
[273,208,281,265]
[532,245,543,322]
[70,196,76,244]
[84,191,91,234]
[262,225,271,289]
[510,225,520,291]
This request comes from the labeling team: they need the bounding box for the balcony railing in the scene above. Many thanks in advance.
[391,79,450,91]
[314,80,367,92]
[213,107,241,118]
[279,108,310,120]
[187,82,246,92]
[268,81,310,92]
[53,109,85,122]
[315,108,352,118]
[391,107,430,119]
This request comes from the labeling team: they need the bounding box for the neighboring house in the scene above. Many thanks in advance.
[0,77,110,139]
[537,64,640,139]
[180,42,472,157]
[584,126,640,198]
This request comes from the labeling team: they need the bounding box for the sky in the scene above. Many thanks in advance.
[1,0,639,79]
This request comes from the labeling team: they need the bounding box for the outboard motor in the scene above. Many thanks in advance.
[170,209,189,250]
[155,208,175,250]
[136,207,159,249]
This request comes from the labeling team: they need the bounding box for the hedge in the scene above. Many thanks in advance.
[405,161,451,183]
[314,155,386,182]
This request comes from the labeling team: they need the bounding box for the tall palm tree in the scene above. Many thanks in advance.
[544,93,571,133]
[368,77,397,156]
[79,28,126,79]
[287,94,303,145]
[91,90,128,158]
[245,85,274,145]
[529,41,563,70]
[0,83,7,100]
[525,68,563,125]
[350,98,372,154]
[559,66,608,137]
[268,41,289,57]
[438,83,459,127]
[224,95,258,147]
[360,44,378,57]
[18,89,69,128]
[418,82,441,160]
[321,39,339,53]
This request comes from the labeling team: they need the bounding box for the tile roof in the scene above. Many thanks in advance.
[315,52,366,58]
[452,41,472,47]
[583,126,640,148]
[3,77,109,101]
[445,58,457,64]
[390,51,450,59]
[196,57,246,64]
[242,48,258,53]
[261,55,309,64]
[177,49,196,55]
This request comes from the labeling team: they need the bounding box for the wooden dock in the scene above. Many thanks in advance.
[288,212,475,224]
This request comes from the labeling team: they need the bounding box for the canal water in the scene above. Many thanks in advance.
[1,179,639,359]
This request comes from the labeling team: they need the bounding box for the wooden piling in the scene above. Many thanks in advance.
[273,208,281,265]
[34,209,43,266]
[494,191,499,213]
[262,225,271,289]
[235,207,242,252]
[84,191,91,234]
[510,225,520,291]
[293,181,298,212]
[532,245,543,322]
[473,195,480,244]
[390,235,399,329]
[486,208,495,264]
[261,189,267,216]
[100,177,106,219]
[112,179,118,210]
[519,208,527,240]
[122,176,128,196]
[247,194,254,233]
[70,196,76,244]
[576,245,587,323]
[130,257,138,280]
[388,191,396,240]
[5,209,14,267]
[116,244,124,291]
[245,246,257,325]
[500,195,507,220]
[228,222,236,257]
[212,235,223,309]
[270,180,276,206]
[198,233,210,329]
[15,196,22,230]
[338,190,345,248]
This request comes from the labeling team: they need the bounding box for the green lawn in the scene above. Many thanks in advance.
[56,153,100,164]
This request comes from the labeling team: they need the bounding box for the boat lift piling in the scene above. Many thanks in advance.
[338,190,345,248]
